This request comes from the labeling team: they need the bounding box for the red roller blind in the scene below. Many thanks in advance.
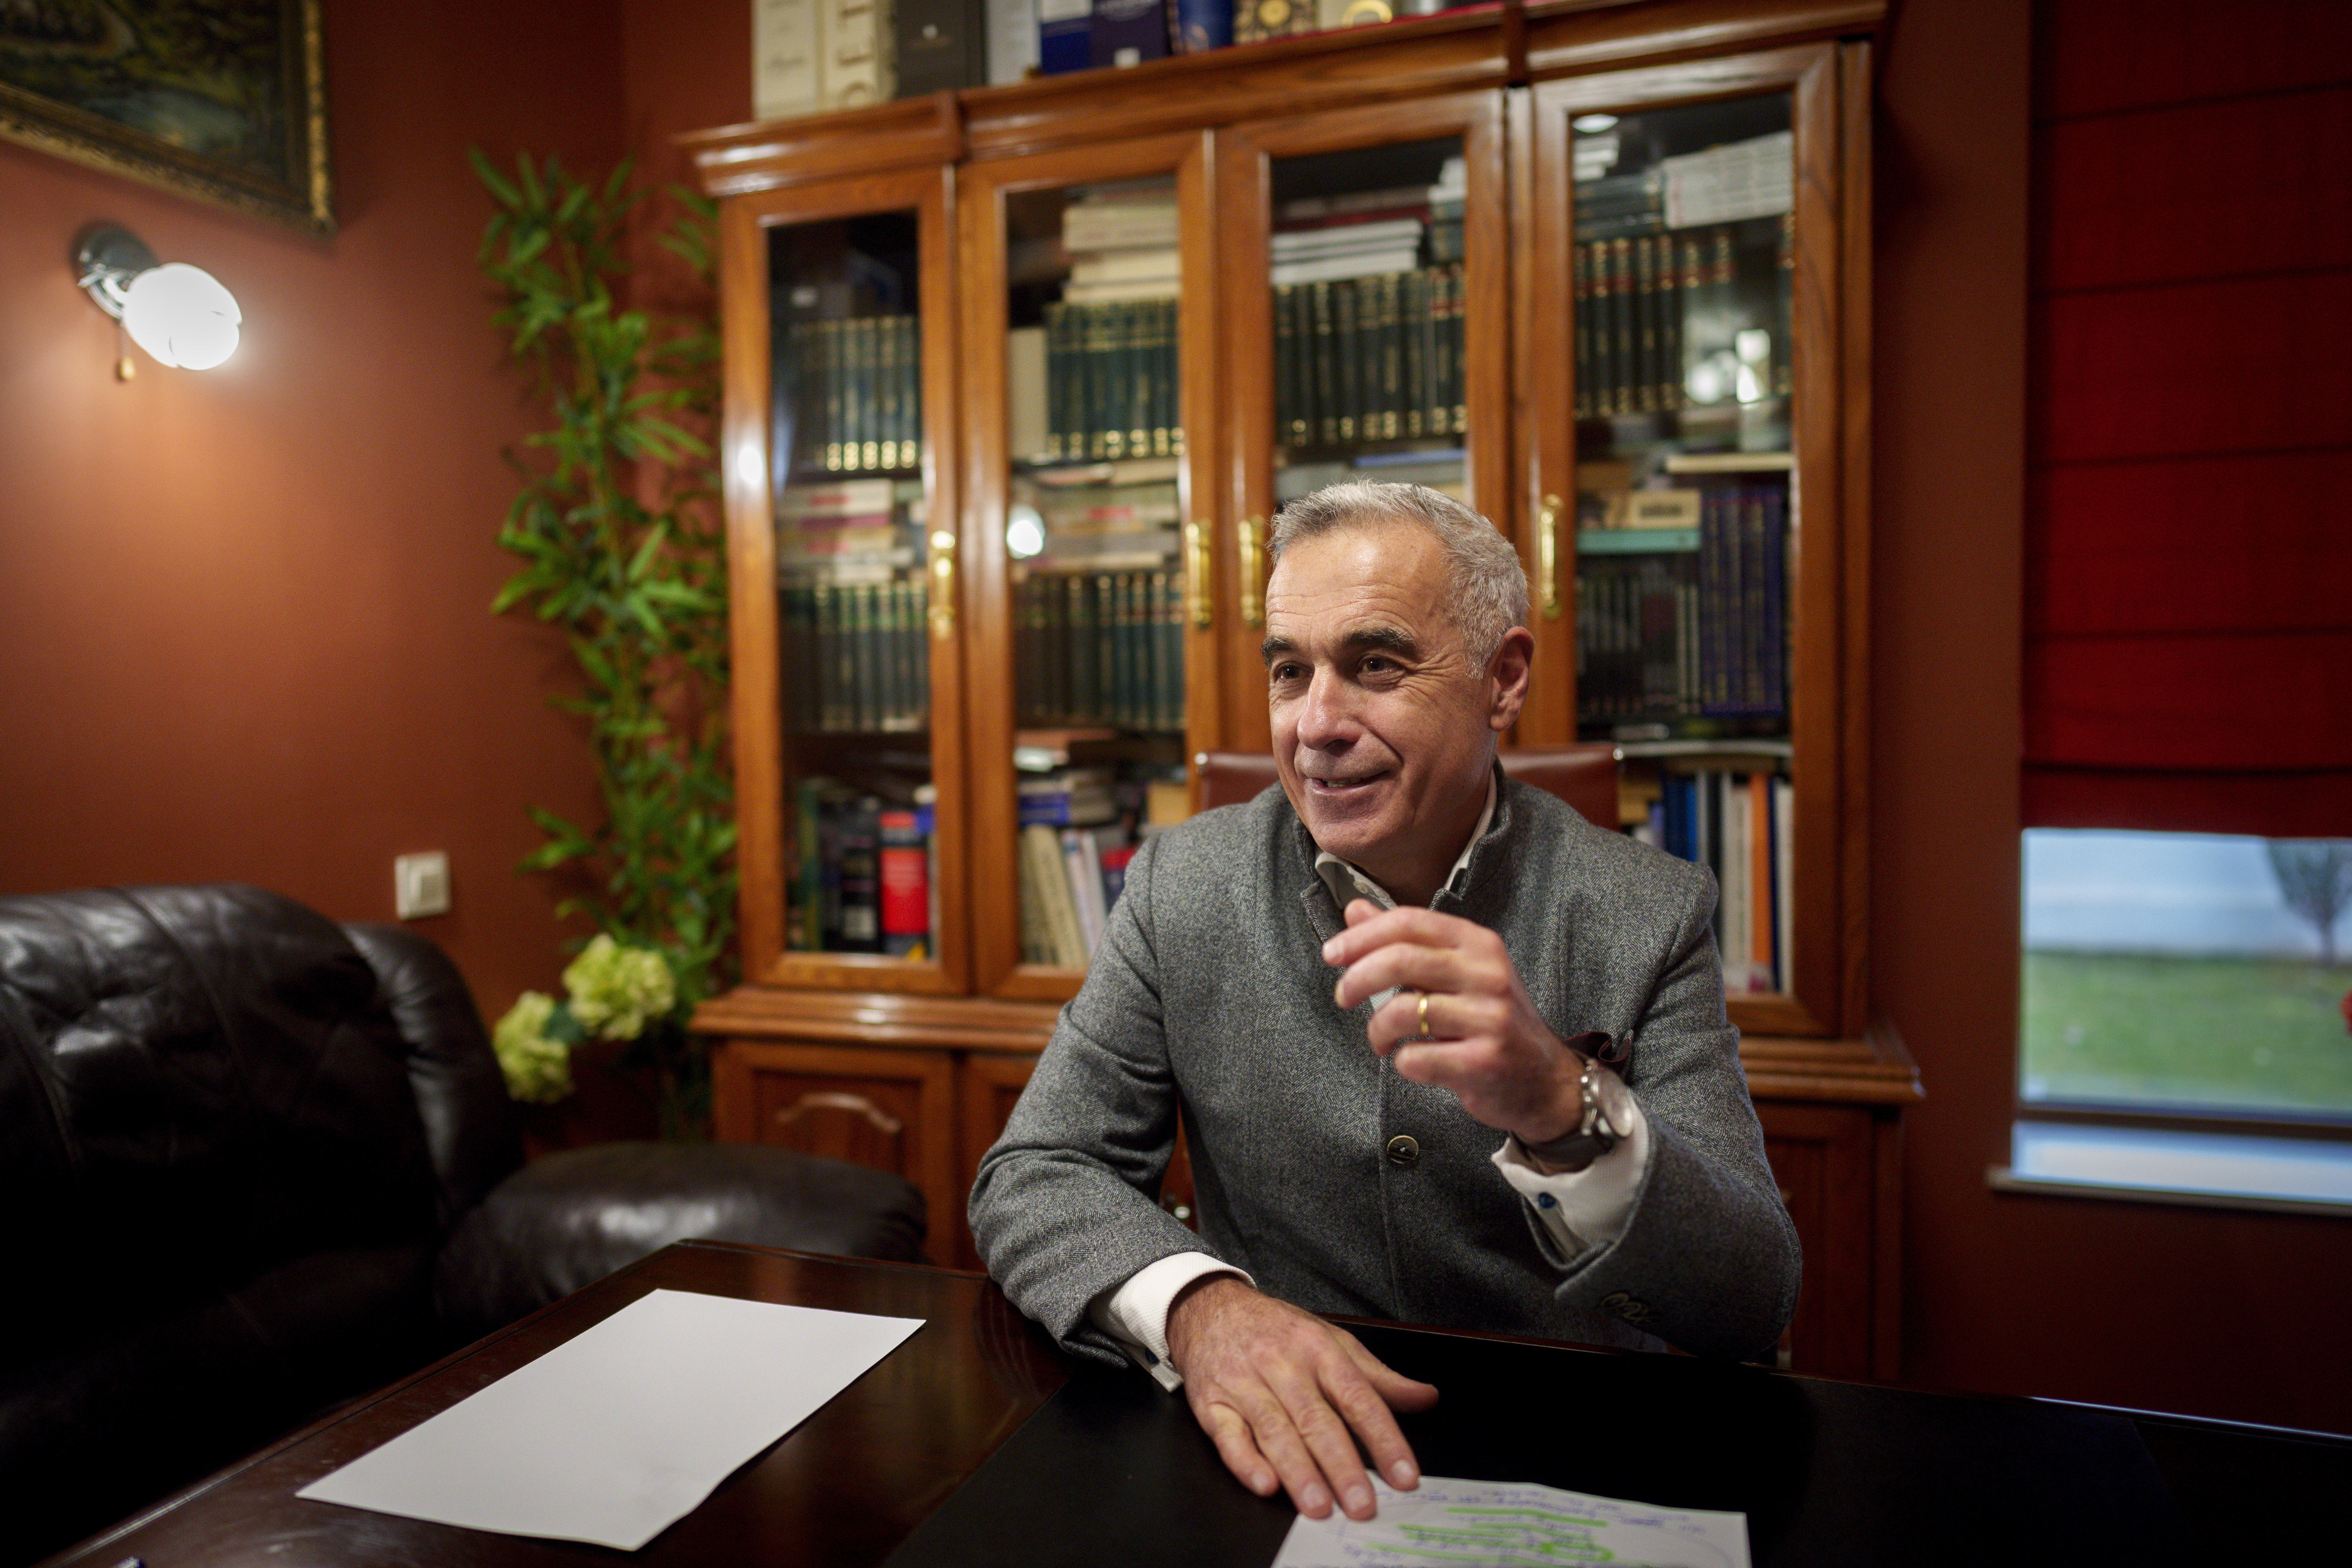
[2024,0,2352,835]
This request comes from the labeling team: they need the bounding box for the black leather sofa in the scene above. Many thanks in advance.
[0,884,925,1566]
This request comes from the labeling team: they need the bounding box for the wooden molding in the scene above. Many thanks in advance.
[1523,0,1886,79]
[682,92,964,196]
[696,984,1060,1053]
[1741,1019,1922,1105]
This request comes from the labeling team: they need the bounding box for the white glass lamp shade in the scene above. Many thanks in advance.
[121,262,241,370]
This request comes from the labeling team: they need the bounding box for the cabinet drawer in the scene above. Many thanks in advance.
[715,1039,959,1266]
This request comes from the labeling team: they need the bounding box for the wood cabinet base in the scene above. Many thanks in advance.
[700,987,1918,1369]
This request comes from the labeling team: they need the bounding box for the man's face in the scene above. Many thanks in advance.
[1262,517,1526,903]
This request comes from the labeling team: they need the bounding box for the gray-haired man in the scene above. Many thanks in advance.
[971,482,1799,1523]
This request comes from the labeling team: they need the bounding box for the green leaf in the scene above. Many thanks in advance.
[469,147,520,208]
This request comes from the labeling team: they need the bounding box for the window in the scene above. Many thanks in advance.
[2004,829,2352,1209]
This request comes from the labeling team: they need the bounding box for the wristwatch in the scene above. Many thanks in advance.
[1517,1052,1622,1173]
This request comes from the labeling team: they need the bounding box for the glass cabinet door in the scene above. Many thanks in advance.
[961,134,1219,1000]
[1526,46,1856,1039]
[1216,93,1510,756]
[719,169,967,993]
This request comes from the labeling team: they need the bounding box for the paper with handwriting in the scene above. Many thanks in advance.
[1272,1474,1749,1568]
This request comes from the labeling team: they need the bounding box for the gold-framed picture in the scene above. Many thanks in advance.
[0,1,332,234]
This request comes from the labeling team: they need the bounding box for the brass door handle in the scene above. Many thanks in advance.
[927,530,956,639]
[1538,493,1564,621]
[1238,514,1266,628]
[1186,519,1213,630]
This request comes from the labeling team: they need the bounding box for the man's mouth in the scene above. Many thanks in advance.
[1305,771,1388,794]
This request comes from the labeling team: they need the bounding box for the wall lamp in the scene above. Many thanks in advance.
[74,223,241,377]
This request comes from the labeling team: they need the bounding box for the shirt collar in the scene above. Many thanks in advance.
[1313,769,1499,913]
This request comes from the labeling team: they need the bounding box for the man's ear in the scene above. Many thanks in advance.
[1487,626,1535,732]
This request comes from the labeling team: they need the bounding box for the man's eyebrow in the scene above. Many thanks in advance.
[1346,625,1422,658]
[1260,626,1423,667]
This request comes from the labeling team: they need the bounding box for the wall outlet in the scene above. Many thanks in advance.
[394,851,452,920]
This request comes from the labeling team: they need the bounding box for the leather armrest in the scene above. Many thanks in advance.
[431,1142,927,1340]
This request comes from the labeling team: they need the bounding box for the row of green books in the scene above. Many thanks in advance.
[787,780,935,958]
[1575,228,1732,420]
[1274,263,1467,452]
[1014,568,1186,733]
[1578,213,1794,423]
[781,313,924,474]
[1576,483,1788,727]
[780,578,931,734]
[1040,297,1183,465]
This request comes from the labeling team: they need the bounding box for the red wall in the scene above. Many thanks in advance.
[0,0,622,1016]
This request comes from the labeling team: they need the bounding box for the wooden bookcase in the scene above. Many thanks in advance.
[685,0,1918,1379]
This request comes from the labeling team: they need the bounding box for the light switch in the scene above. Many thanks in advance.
[394,852,451,920]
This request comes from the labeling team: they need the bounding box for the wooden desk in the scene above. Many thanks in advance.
[45,1242,2343,1567]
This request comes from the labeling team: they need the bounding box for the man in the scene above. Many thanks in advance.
[970,482,1799,1524]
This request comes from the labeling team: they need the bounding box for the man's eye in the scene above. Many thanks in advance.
[1270,663,1303,683]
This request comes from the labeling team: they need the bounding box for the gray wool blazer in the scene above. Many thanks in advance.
[968,772,1801,1368]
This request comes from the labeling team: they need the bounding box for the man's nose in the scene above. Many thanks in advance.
[1294,666,1360,749]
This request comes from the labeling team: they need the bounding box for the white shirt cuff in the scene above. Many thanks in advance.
[1087,1252,1252,1392]
[1490,1068,1649,1259]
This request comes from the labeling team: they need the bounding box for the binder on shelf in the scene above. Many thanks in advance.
[1038,0,1091,74]
[893,0,988,97]
[1089,0,1169,69]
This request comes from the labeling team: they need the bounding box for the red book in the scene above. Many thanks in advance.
[879,809,929,958]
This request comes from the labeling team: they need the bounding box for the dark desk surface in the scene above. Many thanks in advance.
[45,1241,2346,1567]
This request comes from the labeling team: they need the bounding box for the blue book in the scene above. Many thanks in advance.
[1171,0,1230,52]
[1038,0,1092,73]
[1090,0,1169,68]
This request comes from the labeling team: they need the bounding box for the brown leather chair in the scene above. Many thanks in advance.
[1194,744,1621,830]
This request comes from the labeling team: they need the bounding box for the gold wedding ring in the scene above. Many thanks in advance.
[1417,990,1431,1039]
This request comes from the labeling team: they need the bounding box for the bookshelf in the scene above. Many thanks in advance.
[685,0,1919,1378]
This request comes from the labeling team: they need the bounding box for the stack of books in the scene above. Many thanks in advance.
[1272,265,1464,450]
[1012,760,1186,969]
[1634,763,1789,997]
[1570,129,1795,423]
[1063,182,1180,300]
[1026,181,1184,466]
[1012,567,1187,733]
[787,783,938,959]
[1574,480,1788,729]
[1269,157,1461,285]
[778,479,931,735]
[782,313,923,473]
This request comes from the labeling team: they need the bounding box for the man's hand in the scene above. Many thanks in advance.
[1165,1274,1437,1520]
[1324,899,1587,1145]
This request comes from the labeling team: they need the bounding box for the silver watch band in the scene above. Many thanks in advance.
[1517,1056,1621,1172]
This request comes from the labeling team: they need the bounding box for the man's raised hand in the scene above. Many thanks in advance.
[1164,1274,1437,1520]
[1323,898,1589,1146]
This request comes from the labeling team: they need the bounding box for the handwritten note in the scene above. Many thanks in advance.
[1272,1474,1750,1568]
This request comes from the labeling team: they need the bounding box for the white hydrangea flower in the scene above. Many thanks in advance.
[562,934,678,1042]
[492,990,573,1103]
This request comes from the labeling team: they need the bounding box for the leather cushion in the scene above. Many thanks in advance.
[0,886,436,1337]
[433,1141,928,1340]
[343,921,526,1228]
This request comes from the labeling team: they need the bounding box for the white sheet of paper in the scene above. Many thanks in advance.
[296,1287,923,1551]
[1272,1474,1751,1568]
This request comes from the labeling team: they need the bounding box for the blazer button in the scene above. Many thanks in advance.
[1385,1134,1420,1167]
